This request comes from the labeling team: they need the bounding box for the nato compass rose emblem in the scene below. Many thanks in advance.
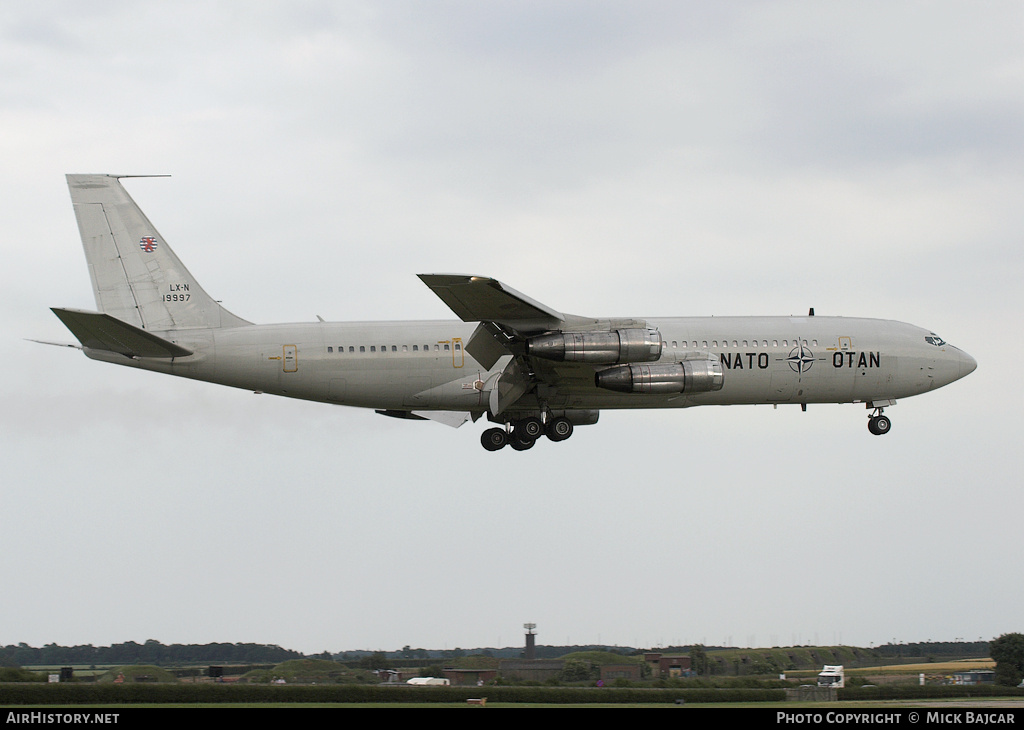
[139,236,158,253]
[786,343,815,374]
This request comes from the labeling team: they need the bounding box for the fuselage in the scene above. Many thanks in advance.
[82,314,976,416]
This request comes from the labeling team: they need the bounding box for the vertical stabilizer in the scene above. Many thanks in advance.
[66,174,250,330]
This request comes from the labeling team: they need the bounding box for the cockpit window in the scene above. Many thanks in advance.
[925,333,946,346]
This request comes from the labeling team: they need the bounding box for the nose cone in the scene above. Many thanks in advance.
[958,349,978,379]
[929,344,976,390]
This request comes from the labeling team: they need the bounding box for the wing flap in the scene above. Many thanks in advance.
[51,308,193,358]
[375,409,472,428]
[488,356,532,415]
[465,322,512,370]
[410,410,472,428]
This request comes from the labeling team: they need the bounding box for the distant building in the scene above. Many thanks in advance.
[952,670,995,685]
[644,652,693,678]
[442,668,498,686]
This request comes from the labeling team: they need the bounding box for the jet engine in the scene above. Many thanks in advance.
[526,328,662,364]
[595,360,724,394]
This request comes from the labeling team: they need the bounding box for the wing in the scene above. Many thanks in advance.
[417,274,565,331]
[419,274,574,413]
[419,273,575,375]
[419,274,663,415]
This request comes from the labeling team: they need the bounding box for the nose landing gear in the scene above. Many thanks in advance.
[867,407,892,435]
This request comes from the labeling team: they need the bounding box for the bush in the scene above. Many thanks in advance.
[0,667,45,683]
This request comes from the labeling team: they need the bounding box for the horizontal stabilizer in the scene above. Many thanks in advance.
[51,308,193,358]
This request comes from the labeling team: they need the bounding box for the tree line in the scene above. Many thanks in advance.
[0,640,303,667]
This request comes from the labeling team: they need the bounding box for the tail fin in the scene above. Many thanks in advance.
[66,174,250,330]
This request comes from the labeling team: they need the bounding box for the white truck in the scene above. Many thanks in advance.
[407,677,450,686]
[817,665,845,688]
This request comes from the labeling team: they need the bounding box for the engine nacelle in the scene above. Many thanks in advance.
[595,360,724,394]
[527,328,662,364]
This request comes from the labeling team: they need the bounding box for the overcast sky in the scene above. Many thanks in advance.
[2,1,1021,656]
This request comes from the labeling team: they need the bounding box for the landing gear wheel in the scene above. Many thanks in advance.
[509,432,536,451]
[481,427,508,451]
[868,415,891,435]
[546,417,573,442]
[517,417,544,441]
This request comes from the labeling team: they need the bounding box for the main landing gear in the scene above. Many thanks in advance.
[480,416,574,452]
[867,407,892,436]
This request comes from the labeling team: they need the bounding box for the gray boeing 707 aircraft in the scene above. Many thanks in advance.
[47,174,976,451]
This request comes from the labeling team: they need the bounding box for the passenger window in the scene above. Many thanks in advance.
[349,346,355,352]
[392,345,397,352]
[327,347,333,353]
[370,346,376,352]
[360,346,365,353]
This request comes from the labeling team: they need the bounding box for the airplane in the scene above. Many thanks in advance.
[47,174,977,451]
